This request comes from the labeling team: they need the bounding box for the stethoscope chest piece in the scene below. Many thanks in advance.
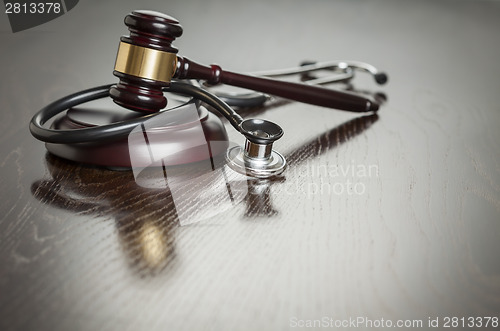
[226,119,286,178]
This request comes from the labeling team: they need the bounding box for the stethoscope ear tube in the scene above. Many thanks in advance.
[201,60,387,109]
[30,84,137,144]
[29,82,246,145]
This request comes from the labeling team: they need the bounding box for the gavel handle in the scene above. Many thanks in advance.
[174,56,379,112]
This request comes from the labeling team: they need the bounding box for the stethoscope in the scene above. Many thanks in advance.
[29,10,388,179]
[193,59,387,109]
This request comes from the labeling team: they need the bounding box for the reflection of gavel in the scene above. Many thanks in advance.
[31,154,178,276]
[110,10,380,114]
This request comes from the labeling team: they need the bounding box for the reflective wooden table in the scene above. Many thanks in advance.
[1,1,499,330]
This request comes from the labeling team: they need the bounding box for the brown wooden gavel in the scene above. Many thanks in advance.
[110,10,380,114]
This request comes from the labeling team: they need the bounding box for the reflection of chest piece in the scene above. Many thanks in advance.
[226,119,286,178]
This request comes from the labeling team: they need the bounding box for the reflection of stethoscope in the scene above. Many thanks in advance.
[30,10,388,178]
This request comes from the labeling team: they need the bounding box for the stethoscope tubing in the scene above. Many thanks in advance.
[29,82,244,144]
[202,60,386,108]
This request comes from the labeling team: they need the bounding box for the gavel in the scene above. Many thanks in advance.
[109,10,380,114]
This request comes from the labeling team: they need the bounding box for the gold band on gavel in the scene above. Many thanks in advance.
[113,42,177,83]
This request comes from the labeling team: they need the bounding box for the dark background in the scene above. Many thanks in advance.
[1,0,499,330]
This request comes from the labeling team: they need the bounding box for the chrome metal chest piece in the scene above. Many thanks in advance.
[226,119,286,178]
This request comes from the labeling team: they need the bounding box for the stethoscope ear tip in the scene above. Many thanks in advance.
[375,72,388,85]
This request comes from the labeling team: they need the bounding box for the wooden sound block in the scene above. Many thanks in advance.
[46,95,229,169]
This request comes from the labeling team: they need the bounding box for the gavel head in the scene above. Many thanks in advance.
[110,10,183,113]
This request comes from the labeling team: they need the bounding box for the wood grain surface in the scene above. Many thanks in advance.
[1,0,499,330]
